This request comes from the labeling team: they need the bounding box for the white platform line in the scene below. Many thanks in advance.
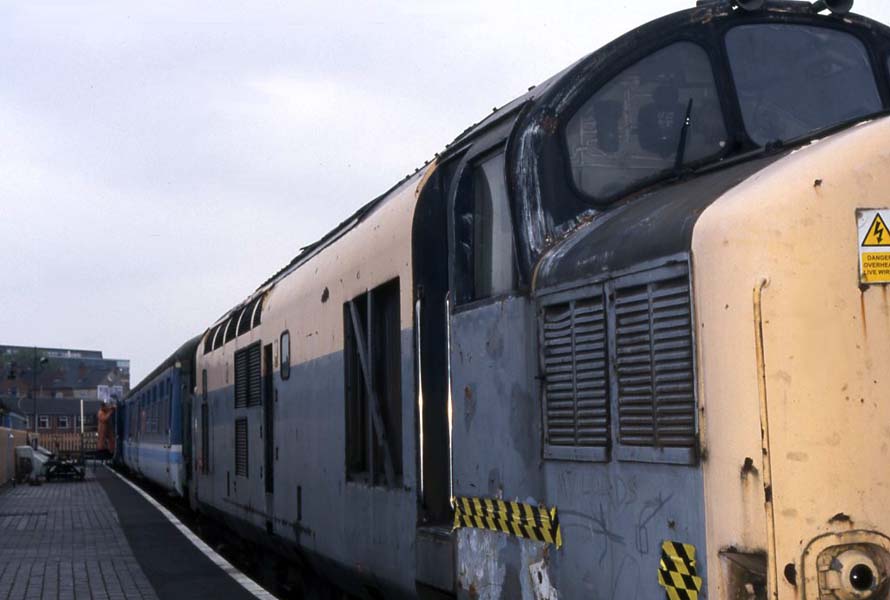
[105,465,278,599]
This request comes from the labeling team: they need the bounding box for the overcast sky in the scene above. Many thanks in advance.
[3,1,890,384]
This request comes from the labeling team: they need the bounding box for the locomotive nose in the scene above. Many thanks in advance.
[813,541,890,599]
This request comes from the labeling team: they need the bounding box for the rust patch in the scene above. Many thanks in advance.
[540,114,559,134]
[740,457,759,479]
[321,287,329,303]
[828,512,853,525]
[860,290,868,338]
[814,178,823,187]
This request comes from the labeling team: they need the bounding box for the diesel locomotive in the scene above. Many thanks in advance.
[117,1,890,598]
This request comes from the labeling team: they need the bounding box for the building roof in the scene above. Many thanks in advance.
[0,345,129,394]
[1,397,104,416]
[1,345,105,360]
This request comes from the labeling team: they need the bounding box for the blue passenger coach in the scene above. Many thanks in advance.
[119,336,200,497]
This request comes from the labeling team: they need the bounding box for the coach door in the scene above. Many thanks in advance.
[413,163,455,526]
[443,139,547,586]
[412,158,461,595]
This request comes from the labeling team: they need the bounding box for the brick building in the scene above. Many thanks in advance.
[0,345,129,432]
[3,397,103,433]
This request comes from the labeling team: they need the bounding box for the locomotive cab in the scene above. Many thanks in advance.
[424,1,890,599]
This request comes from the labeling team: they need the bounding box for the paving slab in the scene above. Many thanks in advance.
[94,468,261,600]
[0,471,158,600]
[0,466,264,600]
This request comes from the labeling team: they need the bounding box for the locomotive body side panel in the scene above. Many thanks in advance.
[449,292,709,600]
[449,295,545,599]
[194,169,427,598]
[521,155,790,600]
[694,116,890,599]
[541,443,706,599]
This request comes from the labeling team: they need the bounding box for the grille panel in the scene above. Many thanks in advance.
[614,273,695,448]
[247,344,262,406]
[235,351,248,408]
[234,343,262,408]
[541,291,608,450]
[537,261,697,463]
[235,417,248,477]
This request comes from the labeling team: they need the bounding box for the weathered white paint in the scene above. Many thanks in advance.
[694,116,890,598]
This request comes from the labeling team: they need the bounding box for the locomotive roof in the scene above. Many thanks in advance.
[211,0,889,328]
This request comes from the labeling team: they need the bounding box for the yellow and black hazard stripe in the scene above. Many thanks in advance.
[452,496,562,549]
[658,540,703,600]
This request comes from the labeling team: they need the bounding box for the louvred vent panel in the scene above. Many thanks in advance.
[541,291,608,448]
[614,272,695,448]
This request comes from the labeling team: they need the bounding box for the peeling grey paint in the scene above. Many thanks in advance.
[457,528,508,600]
[528,559,559,600]
[520,541,551,600]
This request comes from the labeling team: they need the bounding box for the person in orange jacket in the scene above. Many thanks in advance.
[97,402,116,455]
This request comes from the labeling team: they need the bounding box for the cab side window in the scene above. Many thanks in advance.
[565,42,727,200]
[454,150,517,303]
[280,331,291,380]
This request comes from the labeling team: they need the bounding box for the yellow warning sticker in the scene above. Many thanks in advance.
[858,209,890,284]
[863,213,890,246]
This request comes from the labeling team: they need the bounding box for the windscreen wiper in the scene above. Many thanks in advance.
[674,98,694,173]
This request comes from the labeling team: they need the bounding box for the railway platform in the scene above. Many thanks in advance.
[0,466,270,600]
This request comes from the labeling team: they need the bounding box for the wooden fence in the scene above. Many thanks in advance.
[38,431,98,459]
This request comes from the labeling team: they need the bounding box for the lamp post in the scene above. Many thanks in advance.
[29,348,49,444]
[5,350,48,447]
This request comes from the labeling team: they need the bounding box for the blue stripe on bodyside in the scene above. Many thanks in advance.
[128,442,183,464]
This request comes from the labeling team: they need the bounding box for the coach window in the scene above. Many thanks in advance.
[454,149,517,304]
[252,295,264,328]
[212,323,225,351]
[280,331,290,380]
[344,278,402,487]
[565,42,727,202]
[237,302,253,336]
[224,315,237,344]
